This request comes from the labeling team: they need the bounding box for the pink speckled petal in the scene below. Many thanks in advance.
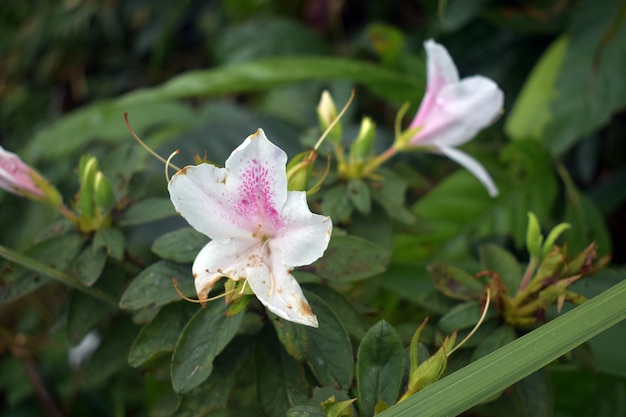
[246,251,318,327]
[192,237,259,300]
[168,164,250,241]
[224,129,288,235]
[271,192,332,267]
[411,76,503,147]
[438,146,499,197]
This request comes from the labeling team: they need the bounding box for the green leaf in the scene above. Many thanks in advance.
[356,320,405,417]
[322,184,354,221]
[170,302,244,393]
[479,244,523,295]
[540,0,626,155]
[438,301,496,334]
[271,316,309,363]
[128,302,197,367]
[370,169,414,224]
[505,36,567,142]
[0,233,90,304]
[428,264,484,301]
[257,326,310,417]
[119,261,195,310]
[303,283,369,341]
[67,291,114,344]
[471,326,516,362]
[93,227,125,261]
[347,179,371,215]
[564,192,612,256]
[152,227,209,263]
[174,336,253,416]
[83,316,138,388]
[307,235,389,282]
[118,198,177,227]
[27,57,422,161]
[304,291,354,389]
[73,244,108,286]
[286,405,325,417]
[376,278,626,417]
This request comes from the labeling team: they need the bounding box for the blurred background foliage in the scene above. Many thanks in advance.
[0,0,625,416]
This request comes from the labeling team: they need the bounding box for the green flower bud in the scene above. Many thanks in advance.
[526,212,543,259]
[94,171,115,212]
[350,117,376,162]
[317,90,342,143]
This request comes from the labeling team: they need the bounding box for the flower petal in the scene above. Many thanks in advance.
[410,40,460,130]
[224,129,289,235]
[192,238,259,299]
[412,76,503,147]
[271,191,332,267]
[438,145,499,197]
[246,255,318,327]
[168,164,249,241]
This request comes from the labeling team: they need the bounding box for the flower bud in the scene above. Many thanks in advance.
[94,171,115,212]
[526,212,543,259]
[317,90,342,143]
[0,146,62,206]
[286,150,316,192]
[350,117,376,162]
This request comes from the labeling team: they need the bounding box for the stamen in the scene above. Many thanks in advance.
[314,89,356,151]
[165,150,180,182]
[172,278,235,304]
[124,113,181,171]
[447,287,492,357]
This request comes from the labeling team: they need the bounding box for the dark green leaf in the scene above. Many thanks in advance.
[286,405,325,417]
[118,198,177,226]
[257,326,310,417]
[119,261,195,310]
[564,193,612,256]
[428,264,484,301]
[73,244,108,286]
[303,283,368,341]
[356,320,405,417]
[347,179,371,215]
[170,302,244,393]
[27,57,422,162]
[152,227,209,263]
[67,291,114,344]
[304,291,354,389]
[307,235,389,282]
[128,302,197,367]
[83,316,138,387]
[370,169,414,224]
[0,233,86,304]
[479,244,523,295]
[438,301,496,334]
[471,326,517,362]
[93,227,125,261]
[271,316,309,363]
[174,336,253,416]
[322,184,353,221]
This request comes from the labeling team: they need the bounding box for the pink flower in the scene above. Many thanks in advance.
[409,40,504,197]
[168,129,332,327]
[0,146,48,199]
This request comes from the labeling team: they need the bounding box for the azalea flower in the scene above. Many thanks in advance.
[408,40,504,197]
[168,129,332,327]
[0,146,61,204]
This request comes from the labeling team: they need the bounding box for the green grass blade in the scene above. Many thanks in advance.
[378,278,626,417]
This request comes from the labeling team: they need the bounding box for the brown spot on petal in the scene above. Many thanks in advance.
[178,166,189,175]
[193,272,198,278]
[299,299,313,316]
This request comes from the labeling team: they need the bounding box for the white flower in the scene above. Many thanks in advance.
[168,129,332,327]
[409,40,504,197]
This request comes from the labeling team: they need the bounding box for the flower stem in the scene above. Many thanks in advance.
[362,145,398,176]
